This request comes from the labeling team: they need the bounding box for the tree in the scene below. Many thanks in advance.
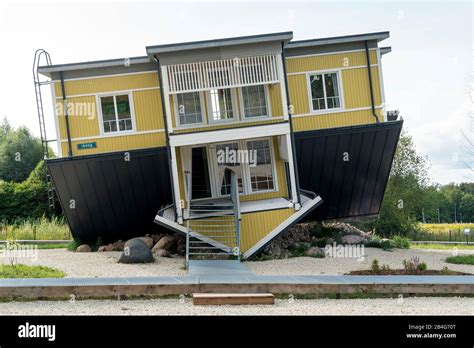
[0,118,44,182]
[376,131,429,236]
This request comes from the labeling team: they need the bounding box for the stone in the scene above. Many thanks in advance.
[341,234,365,245]
[76,244,91,252]
[97,246,108,252]
[154,235,178,252]
[125,237,154,250]
[153,248,171,258]
[305,246,324,257]
[118,239,154,264]
[111,240,125,251]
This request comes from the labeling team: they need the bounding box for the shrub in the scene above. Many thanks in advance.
[380,239,394,250]
[403,256,422,271]
[417,262,427,271]
[371,259,380,273]
[392,235,410,249]
[445,255,474,265]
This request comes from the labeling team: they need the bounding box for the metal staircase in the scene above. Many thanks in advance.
[33,49,56,210]
[185,169,241,266]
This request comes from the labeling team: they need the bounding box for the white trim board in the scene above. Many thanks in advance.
[287,64,378,76]
[60,129,165,143]
[292,105,383,118]
[169,122,290,147]
[285,47,378,60]
[55,86,160,100]
[51,70,157,83]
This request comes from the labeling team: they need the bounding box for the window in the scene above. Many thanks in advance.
[309,72,341,112]
[209,89,235,122]
[176,92,203,126]
[241,85,268,118]
[100,94,133,133]
[215,143,244,195]
[246,139,274,192]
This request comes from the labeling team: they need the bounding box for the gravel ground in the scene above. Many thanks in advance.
[246,248,474,275]
[0,297,472,315]
[0,247,472,277]
[0,249,186,278]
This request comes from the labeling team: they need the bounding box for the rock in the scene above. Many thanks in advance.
[154,235,178,252]
[118,239,154,264]
[152,248,170,258]
[125,237,154,249]
[97,245,109,252]
[76,244,91,252]
[111,240,125,251]
[305,246,324,257]
[341,234,365,245]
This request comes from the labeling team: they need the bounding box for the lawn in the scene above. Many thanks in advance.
[445,255,474,265]
[411,243,474,250]
[0,264,65,278]
[414,223,474,242]
[0,216,70,241]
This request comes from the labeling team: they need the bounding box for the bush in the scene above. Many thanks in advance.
[371,259,380,272]
[392,235,411,249]
[1,216,70,241]
[402,256,424,271]
[445,255,474,265]
[380,239,394,250]
[417,262,427,271]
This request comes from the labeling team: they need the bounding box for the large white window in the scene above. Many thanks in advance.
[208,88,236,122]
[175,92,204,126]
[210,138,276,197]
[100,94,133,134]
[308,72,341,112]
[246,139,274,192]
[240,85,269,118]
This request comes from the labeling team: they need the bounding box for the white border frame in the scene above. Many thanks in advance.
[96,91,137,136]
[238,84,272,120]
[173,91,206,128]
[306,69,345,114]
[206,88,239,124]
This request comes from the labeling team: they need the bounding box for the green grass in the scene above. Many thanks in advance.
[1,216,70,241]
[445,255,474,265]
[0,264,65,278]
[33,243,69,250]
[411,243,474,250]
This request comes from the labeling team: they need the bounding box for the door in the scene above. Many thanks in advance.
[191,147,212,199]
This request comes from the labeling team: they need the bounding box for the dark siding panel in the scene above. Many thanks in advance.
[47,147,172,244]
[295,120,403,220]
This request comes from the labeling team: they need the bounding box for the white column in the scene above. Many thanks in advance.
[285,132,300,210]
[277,55,289,120]
[161,66,174,133]
[170,145,183,223]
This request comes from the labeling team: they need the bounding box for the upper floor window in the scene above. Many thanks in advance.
[241,85,269,118]
[208,88,235,122]
[100,94,133,133]
[176,92,203,126]
[309,72,341,112]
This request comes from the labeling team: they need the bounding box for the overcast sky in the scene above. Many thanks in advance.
[0,0,472,184]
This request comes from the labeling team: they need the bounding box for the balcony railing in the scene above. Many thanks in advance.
[166,54,280,94]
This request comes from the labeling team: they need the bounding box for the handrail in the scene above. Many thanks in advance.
[184,171,192,268]
[229,168,241,260]
[157,203,175,217]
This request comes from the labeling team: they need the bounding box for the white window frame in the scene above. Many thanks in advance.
[206,88,239,124]
[306,69,344,114]
[239,84,271,120]
[203,137,278,198]
[97,92,136,136]
[173,92,206,128]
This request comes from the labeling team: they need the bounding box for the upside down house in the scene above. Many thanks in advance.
[35,31,402,264]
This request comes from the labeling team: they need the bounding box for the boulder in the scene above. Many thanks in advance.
[76,244,91,252]
[305,246,325,258]
[152,248,171,258]
[125,237,154,250]
[97,245,109,252]
[341,234,365,245]
[111,240,125,251]
[118,239,154,264]
[154,235,178,252]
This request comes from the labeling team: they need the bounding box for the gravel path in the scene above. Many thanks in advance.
[0,249,186,278]
[0,297,472,315]
[246,248,474,275]
[0,247,472,277]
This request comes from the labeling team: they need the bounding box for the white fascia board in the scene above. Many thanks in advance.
[169,122,290,147]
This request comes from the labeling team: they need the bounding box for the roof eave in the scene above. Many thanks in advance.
[287,31,390,49]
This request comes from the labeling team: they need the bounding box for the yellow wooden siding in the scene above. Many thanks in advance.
[287,74,310,115]
[240,208,294,252]
[133,89,165,131]
[292,108,382,132]
[268,84,283,117]
[54,72,159,97]
[285,50,378,74]
[56,96,100,139]
[342,67,381,108]
[61,131,166,156]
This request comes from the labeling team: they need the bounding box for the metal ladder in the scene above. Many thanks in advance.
[33,49,56,210]
[185,169,241,267]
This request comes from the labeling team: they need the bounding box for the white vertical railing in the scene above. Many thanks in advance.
[167,54,280,94]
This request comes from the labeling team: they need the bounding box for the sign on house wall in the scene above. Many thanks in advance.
[77,142,97,150]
